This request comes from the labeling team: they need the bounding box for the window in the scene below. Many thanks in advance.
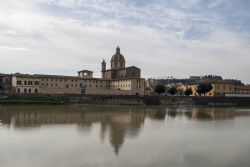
[24,81,27,85]
[66,84,69,88]
[34,81,39,85]
[35,89,38,93]
[17,88,20,93]
[17,81,22,85]
[24,88,27,93]
[29,89,31,93]
[51,79,53,81]
[51,83,53,86]
[28,81,33,85]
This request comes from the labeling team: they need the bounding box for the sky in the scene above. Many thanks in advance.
[0,0,250,83]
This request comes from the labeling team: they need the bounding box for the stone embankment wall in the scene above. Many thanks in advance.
[0,94,250,106]
[193,96,250,107]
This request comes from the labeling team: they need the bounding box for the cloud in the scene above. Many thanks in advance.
[0,0,249,83]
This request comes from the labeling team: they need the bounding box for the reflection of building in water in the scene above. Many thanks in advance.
[2,107,250,154]
[0,107,146,155]
[82,110,146,155]
[189,108,235,120]
[165,107,250,121]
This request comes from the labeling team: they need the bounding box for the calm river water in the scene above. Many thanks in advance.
[0,105,250,167]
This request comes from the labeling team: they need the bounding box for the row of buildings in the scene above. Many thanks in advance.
[146,76,250,97]
[1,46,250,97]
[0,47,145,96]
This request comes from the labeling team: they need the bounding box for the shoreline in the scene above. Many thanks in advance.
[0,94,250,107]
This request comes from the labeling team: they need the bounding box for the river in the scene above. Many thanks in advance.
[0,105,250,167]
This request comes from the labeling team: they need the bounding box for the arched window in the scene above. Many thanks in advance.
[17,88,20,93]
[29,89,31,93]
[24,88,27,93]
[35,89,38,93]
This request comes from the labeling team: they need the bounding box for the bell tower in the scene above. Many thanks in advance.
[101,59,106,78]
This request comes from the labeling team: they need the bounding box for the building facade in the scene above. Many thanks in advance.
[102,47,141,80]
[1,47,145,96]
[181,81,250,97]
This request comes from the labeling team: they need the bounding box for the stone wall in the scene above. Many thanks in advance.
[1,94,250,106]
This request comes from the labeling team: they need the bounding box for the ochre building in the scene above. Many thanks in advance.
[181,81,250,97]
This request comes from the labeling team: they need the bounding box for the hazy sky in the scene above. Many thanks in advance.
[0,0,250,83]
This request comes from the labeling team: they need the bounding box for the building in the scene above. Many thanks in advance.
[1,47,145,95]
[101,47,141,79]
[234,85,250,94]
[181,80,250,97]
[0,73,12,94]
[181,81,234,96]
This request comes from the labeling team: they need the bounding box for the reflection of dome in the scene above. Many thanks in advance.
[111,46,125,62]
[110,123,125,156]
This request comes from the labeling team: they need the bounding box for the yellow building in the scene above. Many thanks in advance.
[181,81,235,96]
[235,85,250,94]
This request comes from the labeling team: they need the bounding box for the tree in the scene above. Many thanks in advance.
[184,88,193,96]
[154,85,166,94]
[168,87,177,95]
[196,83,213,96]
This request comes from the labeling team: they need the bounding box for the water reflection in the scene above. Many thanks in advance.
[0,105,250,156]
[166,107,250,121]
[0,105,148,155]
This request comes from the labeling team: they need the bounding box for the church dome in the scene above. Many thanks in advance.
[111,46,125,62]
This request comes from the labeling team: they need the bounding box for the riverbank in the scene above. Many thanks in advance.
[0,94,250,106]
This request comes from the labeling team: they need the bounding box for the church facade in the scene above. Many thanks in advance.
[101,47,141,80]
[1,47,145,95]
